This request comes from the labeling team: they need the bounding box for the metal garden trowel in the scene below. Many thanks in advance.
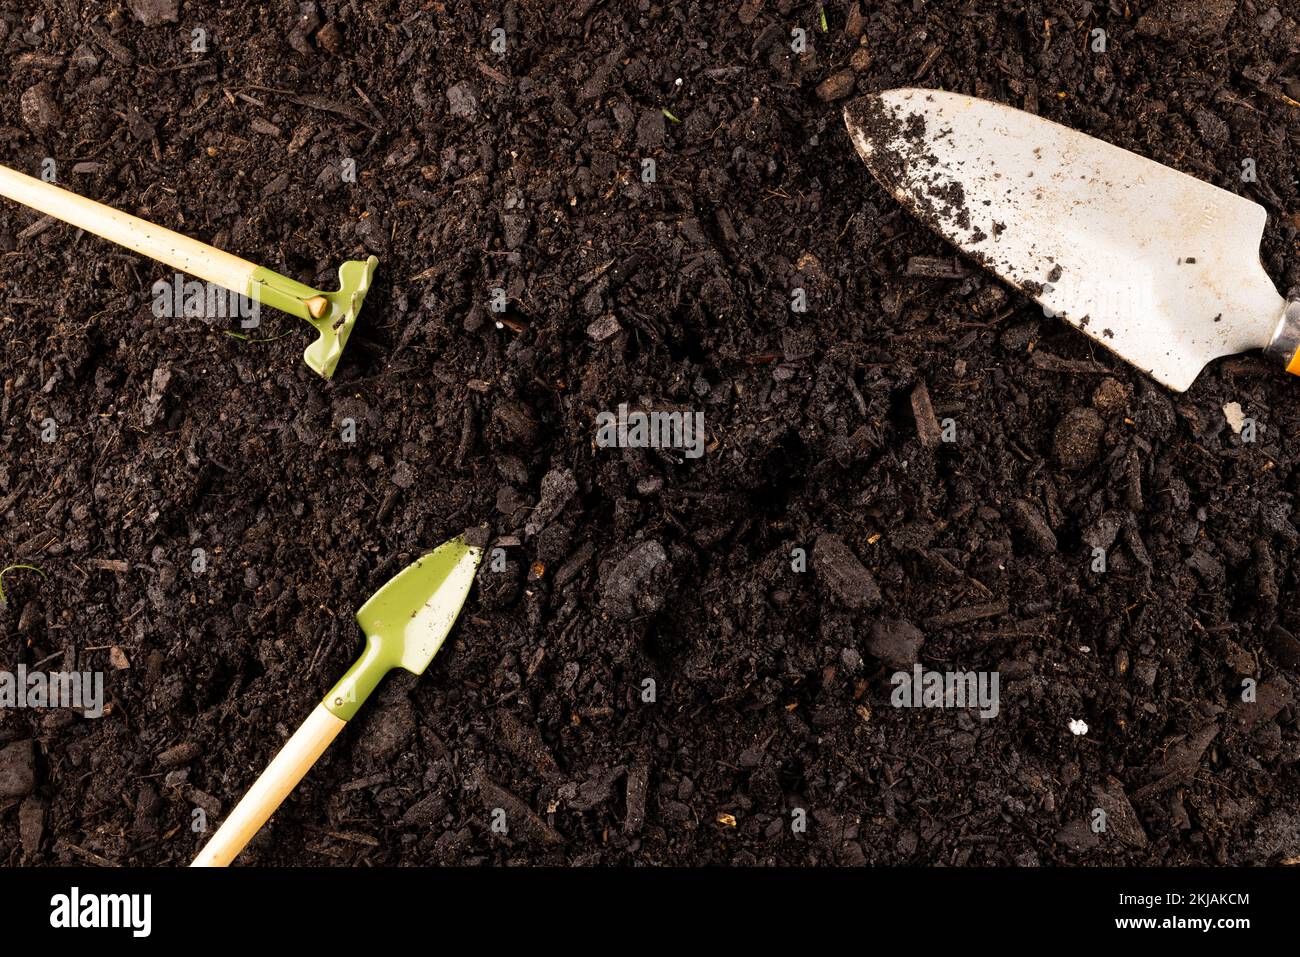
[192,535,483,866]
[844,89,1300,392]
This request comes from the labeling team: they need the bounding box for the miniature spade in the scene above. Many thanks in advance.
[192,536,482,866]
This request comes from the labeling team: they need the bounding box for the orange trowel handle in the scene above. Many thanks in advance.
[1267,300,1300,376]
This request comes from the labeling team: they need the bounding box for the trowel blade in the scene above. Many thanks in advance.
[845,88,1287,391]
[355,536,482,676]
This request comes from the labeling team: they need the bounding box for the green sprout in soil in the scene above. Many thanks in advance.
[0,564,46,608]
[662,108,681,124]
[818,6,828,31]
[223,330,295,343]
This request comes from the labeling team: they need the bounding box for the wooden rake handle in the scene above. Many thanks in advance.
[0,163,258,294]
[191,703,345,867]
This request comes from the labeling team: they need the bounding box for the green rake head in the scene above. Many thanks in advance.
[248,255,379,379]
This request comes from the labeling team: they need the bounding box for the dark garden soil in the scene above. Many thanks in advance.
[1,0,1299,867]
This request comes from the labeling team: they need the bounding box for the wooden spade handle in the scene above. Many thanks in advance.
[0,163,258,294]
[191,703,345,867]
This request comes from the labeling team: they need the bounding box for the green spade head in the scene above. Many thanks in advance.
[248,255,379,379]
[324,536,483,721]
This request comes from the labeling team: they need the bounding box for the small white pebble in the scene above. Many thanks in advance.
[494,321,503,329]
[1069,718,1088,736]
[675,77,683,86]
[1223,402,1245,435]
